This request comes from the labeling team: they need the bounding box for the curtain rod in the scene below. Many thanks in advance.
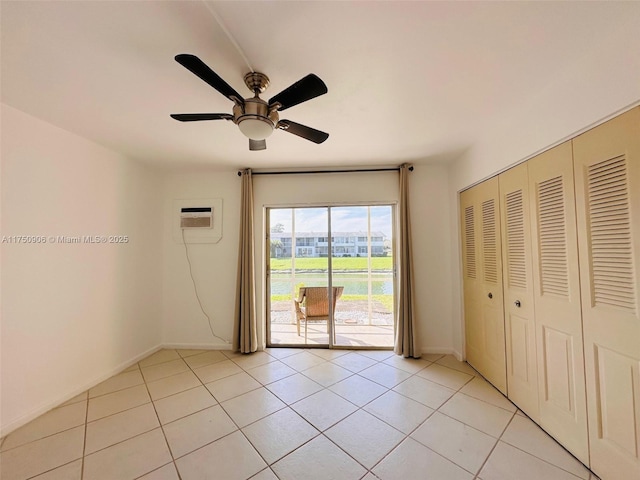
[237,166,413,176]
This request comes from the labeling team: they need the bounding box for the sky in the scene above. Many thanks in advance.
[269,205,393,238]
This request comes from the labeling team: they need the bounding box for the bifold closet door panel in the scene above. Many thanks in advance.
[460,187,483,374]
[499,163,539,419]
[460,177,507,394]
[528,141,589,465]
[478,178,507,394]
[573,107,640,479]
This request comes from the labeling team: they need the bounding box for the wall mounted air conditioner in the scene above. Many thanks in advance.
[180,207,212,229]
[173,198,223,244]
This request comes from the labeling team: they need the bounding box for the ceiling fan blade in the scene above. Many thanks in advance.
[170,113,233,122]
[249,139,267,151]
[175,54,244,104]
[268,74,327,111]
[277,120,329,144]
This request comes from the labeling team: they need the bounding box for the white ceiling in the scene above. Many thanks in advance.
[2,1,638,170]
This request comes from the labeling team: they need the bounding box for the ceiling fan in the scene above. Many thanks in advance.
[171,54,329,151]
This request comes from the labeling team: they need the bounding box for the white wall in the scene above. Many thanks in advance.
[0,104,164,435]
[161,171,240,349]
[447,12,640,356]
[405,164,454,354]
[161,166,455,355]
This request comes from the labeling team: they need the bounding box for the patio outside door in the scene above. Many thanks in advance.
[267,205,395,348]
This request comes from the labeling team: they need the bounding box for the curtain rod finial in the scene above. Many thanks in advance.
[409,165,414,171]
[238,171,242,177]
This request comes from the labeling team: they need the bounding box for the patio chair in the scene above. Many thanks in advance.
[294,286,344,336]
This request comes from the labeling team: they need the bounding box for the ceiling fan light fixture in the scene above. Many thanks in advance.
[172,55,329,150]
[237,115,274,141]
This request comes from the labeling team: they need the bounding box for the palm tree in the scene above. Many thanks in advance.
[270,239,283,258]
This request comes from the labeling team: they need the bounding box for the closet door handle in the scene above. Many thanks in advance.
[488,292,493,299]
[515,300,521,308]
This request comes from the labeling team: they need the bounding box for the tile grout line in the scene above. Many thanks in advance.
[472,410,518,479]
[139,358,184,480]
[130,356,187,480]
[506,409,594,479]
[243,357,295,379]
[256,353,390,476]
[256,351,396,475]
[407,414,503,477]
[322,357,430,433]
[371,357,517,478]
[306,366,388,473]
[429,371,515,479]
[0,422,86,454]
[85,384,150,417]
[2,401,90,479]
[88,373,147,401]
[80,365,179,474]
[437,390,517,416]
[72,420,202,470]
[465,377,595,479]
[355,355,440,476]
[131,462,177,480]
[288,353,431,476]
[195,349,326,476]
[362,361,479,476]
[170,348,281,474]
[131,353,186,480]
[498,436,588,480]
[80,391,89,480]
[160,348,241,476]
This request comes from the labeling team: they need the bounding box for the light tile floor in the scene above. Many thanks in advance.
[0,349,601,480]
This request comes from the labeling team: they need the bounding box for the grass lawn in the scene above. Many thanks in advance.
[270,257,392,271]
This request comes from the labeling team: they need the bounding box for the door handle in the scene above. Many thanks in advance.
[515,300,521,308]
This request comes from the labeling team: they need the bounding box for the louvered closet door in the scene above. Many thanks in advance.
[461,178,507,393]
[573,107,640,479]
[528,141,589,464]
[499,163,539,419]
[460,188,483,372]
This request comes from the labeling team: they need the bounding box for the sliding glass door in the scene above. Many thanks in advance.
[267,205,395,348]
[268,207,330,346]
[330,206,395,347]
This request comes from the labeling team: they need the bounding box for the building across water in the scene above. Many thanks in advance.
[270,231,387,257]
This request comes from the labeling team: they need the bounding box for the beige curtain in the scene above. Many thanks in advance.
[234,169,258,353]
[395,164,420,358]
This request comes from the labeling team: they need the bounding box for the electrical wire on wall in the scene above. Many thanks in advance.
[181,228,231,344]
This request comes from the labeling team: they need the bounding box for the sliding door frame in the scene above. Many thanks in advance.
[265,201,398,349]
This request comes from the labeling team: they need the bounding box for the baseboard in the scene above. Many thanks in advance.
[421,346,455,356]
[0,344,162,438]
[421,347,463,361]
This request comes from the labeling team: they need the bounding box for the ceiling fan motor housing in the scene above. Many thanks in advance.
[234,95,279,140]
